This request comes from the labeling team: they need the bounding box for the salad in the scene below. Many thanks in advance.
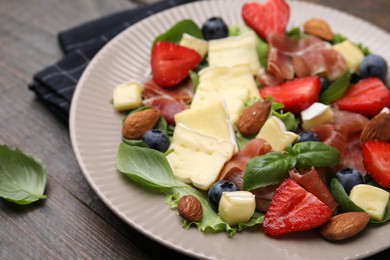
[112,0,390,240]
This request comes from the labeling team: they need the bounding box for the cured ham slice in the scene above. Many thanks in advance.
[333,110,369,135]
[262,34,348,85]
[289,167,338,211]
[219,138,274,212]
[143,96,187,125]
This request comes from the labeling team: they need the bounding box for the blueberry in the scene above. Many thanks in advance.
[335,168,365,194]
[141,129,170,152]
[298,131,320,142]
[320,77,331,94]
[208,180,239,211]
[359,54,388,83]
[202,17,228,40]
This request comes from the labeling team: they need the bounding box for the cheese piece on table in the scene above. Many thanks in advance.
[167,124,234,190]
[301,102,334,130]
[112,82,142,111]
[349,184,389,221]
[256,116,298,152]
[191,65,259,125]
[179,33,208,58]
[333,40,365,72]
[174,100,238,152]
[208,31,261,74]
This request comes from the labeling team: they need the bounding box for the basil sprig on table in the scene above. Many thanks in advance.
[0,145,47,205]
[243,142,340,191]
[116,143,264,237]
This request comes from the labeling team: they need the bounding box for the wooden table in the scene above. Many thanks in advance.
[1,0,389,259]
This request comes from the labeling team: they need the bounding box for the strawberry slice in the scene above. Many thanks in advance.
[333,77,390,118]
[260,76,321,114]
[242,0,290,40]
[362,140,390,188]
[263,178,332,236]
[151,41,202,88]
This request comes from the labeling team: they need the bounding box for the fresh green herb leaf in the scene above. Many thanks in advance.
[271,110,298,131]
[319,72,351,104]
[330,178,365,212]
[117,143,184,190]
[287,27,305,39]
[189,71,200,92]
[0,145,47,205]
[153,19,203,46]
[243,152,292,190]
[357,43,371,56]
[155,116,169,133]
[293,142,340,168]
[122,138,149,148]
[244,97,261,108]
[235,132,252,151]
[331,33,347,44]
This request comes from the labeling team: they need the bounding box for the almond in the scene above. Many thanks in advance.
[178,195,203,222]
[122,108,160,139]
[238,100,271,137]
[360,109,390,147]
[319,212,370,241]
[303,18,334,41]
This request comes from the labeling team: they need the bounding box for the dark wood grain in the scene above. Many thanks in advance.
[0,0,389,259]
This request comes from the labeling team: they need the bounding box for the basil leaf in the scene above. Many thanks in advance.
[319,72,351,104]
[271,110,298,131]
[153,19,203,45]
[0,145,47,205]
[331,33,347,44]
[287,27,305,39]
[330,178,365,213]
[243,152,292,190]
[122,138,148,148]
[117,143,183,190]
[293,142,340,168]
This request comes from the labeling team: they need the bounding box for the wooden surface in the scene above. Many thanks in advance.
[0,0,389,259]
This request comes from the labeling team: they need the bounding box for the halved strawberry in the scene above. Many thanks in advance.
[362,140,390,188]
[263,178,332,236]
[260,76,321,114]
[242,0,290,40]
[333,77,390,118]
[151,41,202,88]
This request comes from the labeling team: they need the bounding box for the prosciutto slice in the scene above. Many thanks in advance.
[143,96,187,125]
[262,34,348,85]
[218,138,274,212]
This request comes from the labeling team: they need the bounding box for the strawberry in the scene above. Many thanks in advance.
[242,0,290,40]
[260,76,321,114]
[263,178,332,236]
[151,41,202,88]
[362,140,390,188]
[333,77,390,118]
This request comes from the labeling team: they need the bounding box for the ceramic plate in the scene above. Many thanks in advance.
[70,1,390,259]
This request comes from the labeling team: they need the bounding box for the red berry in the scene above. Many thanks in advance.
[362,140,390,188]
[260,76,321,114]
[242,0,290,40]
[151,41,202,87]
[263,178,332,236]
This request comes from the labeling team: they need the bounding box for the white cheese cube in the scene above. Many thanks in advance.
[256,116,298,152]
[218,191,256,226]
[167,124,234,190]
[174,100,238,152]
[333,40,365,73]
[179,33,208,58]
[301,102,334,130]
[349,184,389,221]
[208,31,261,74]
[112,82,142,111]
[191,65,259,125]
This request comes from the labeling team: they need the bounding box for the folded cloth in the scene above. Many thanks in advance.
[29,0,198,124]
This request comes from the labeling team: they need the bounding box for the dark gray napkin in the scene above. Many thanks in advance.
[29,0,197,124]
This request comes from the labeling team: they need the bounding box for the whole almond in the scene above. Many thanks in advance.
[360,110,390,147]
[122,108,160,139]
[304,18,334,41]
[178,195,203,222]
[238,100,271,137]
[320,212,370,241]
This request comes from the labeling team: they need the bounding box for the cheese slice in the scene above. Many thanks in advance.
[174,100,238,152]
[179,33,208,58]
[256,116,298,152]
[218,191,256,226]
[208,31,261,74]
[191,65,259,125]
[301,102,334,130]
[333,40,365,72]
[349,184,389,221]
[167,124,234,190]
